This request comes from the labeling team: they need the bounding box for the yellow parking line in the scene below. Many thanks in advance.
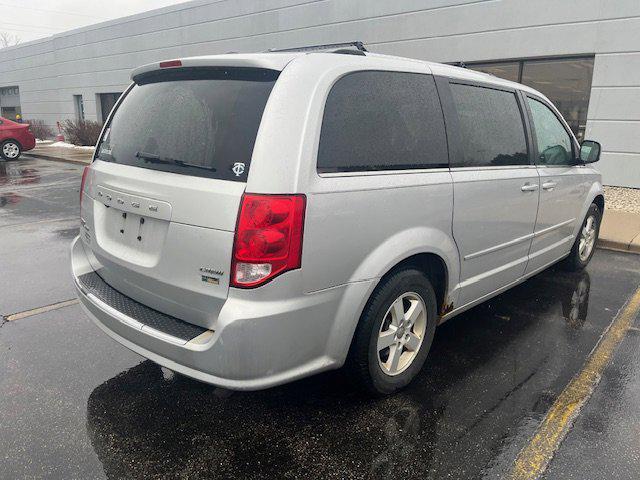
[5,299,79,321]
[509,285,640,480]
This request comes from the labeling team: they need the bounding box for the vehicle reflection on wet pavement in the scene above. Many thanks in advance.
[2,158,640,479]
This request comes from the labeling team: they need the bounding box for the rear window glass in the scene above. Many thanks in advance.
[317,71,448,173]
[96,67,278,181]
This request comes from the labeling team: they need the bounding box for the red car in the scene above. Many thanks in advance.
[0,116,36,160]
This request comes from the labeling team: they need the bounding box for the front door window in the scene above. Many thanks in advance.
[527,97,573,166]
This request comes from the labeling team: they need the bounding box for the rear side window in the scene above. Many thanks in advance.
[317,71,448,173]
[450,83,528,167]
[95,67,278,181]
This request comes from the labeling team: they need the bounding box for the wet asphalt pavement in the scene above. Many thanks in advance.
[2,157,640,479]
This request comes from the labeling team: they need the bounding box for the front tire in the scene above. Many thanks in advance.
[563,203,601,271]
[1,140,21,160]
[346,268,437,395]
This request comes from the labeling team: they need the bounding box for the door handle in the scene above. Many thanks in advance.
[521,183,539,192]
[542,181,558,191]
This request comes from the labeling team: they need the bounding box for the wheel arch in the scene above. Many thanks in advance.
[593,193,604,213]
[328,228,460,367]
[2,138,23,149]
[379,252,451,317]
[348,226,459,312]
[572,182,605,240]
[341,251,447,392]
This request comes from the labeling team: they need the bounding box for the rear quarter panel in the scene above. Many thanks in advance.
[303,172,457,295]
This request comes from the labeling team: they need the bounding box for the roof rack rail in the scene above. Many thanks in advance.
[267,41,368,54]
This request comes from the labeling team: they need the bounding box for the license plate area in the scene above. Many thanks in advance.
[94,200,170,268]
[113,209,154,246]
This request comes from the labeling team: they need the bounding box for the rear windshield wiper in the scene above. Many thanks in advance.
[134,151,216,172]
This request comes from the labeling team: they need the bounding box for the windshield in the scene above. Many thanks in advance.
[95,67,279,181]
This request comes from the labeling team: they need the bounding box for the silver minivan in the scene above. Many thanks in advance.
[72,44,603,395]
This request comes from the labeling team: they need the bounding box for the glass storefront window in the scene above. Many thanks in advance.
[467,57,594,142]
[521,58,593,142]
[99,92,123,123]
[467,62,520,82]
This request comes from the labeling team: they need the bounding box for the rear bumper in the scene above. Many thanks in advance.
[71,237,374,390]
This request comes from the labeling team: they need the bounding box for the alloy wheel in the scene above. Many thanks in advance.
[2,142,20,159]
[376,292,427,376]
[578,214,597,262]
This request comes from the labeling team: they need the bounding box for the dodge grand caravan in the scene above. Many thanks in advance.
[72,44,603,395]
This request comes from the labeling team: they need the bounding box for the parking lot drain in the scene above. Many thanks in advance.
[509,285,640,480]
[5,299,79,321]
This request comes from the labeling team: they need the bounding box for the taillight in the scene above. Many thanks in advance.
[80,166,90,203]
[231,193,306,288]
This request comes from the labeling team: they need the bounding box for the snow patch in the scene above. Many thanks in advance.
[49,141,95,151]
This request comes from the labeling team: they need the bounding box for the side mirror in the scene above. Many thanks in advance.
[579,140,601,164]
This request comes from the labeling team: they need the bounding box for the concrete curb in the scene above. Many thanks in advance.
[597,239,640,254]
[597,210,640,254]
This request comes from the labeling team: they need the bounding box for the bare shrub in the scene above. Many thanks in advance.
[25,119,53,140]
[61,119,102,146]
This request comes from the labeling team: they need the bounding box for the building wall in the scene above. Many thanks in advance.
[0,0,638,186]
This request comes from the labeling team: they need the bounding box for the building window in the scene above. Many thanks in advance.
[467,57,594,142]
[0,86,19,96]
[0,106,19,121]
[469,62,520,83]
[98,92,123,123]
[0,85,21,121]
[73,95,85,120]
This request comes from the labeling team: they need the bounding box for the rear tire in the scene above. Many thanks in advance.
[563,203,601,271]
[1,140,21,160]
[346,268,437,396]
